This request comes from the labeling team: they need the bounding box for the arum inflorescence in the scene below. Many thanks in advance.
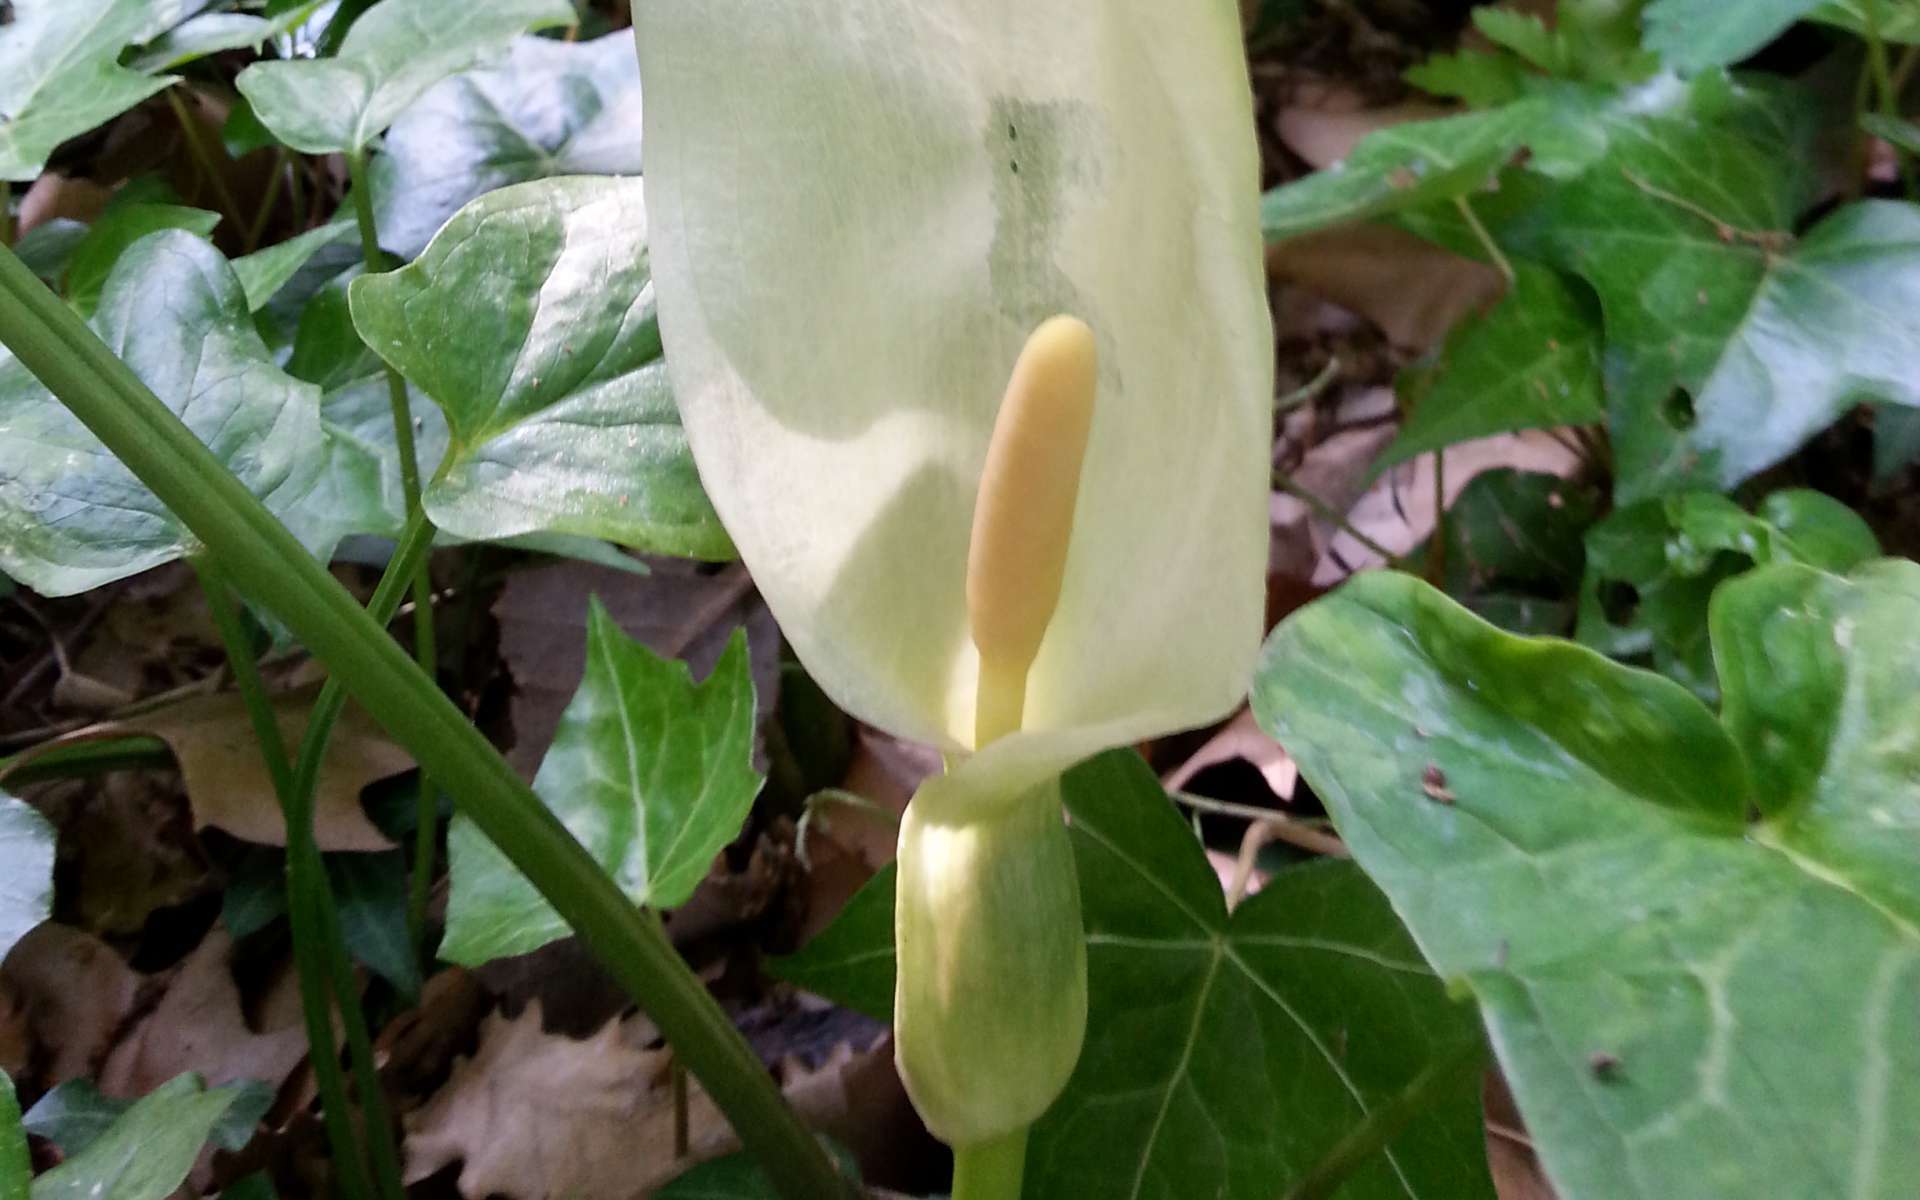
[633,0,1271,1188]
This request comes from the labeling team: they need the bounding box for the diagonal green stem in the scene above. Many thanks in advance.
[190,559,379,1200]
[1281,1036,1486,1200]
[345,148,440,952]
[0,244,848,1200]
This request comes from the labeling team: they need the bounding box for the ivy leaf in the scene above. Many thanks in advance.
[349,177,730,558]
[18,1077,267,1157]
[441,603,759,964]
[1536,84,1920,498]
[64,202,221,317]
[1380,264,1602,470]
[1410,468,1602,636]
[28,1074,257,1200]
[1642,0,1824,71]
[0,1,176,182]
[372,31,643,259]
[1261,100,1543,242]
[1577,489,1879,699]
[0,231,330,596]
[233,0,575,155]
[1254,564,1920,1200]
[0,791,53,963]
[768,865,896,1022]
[772,751,1493,1199]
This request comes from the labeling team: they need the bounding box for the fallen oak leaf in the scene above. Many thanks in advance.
[99,929,312,1099]
[404,1001,725,1200]
[11,685,407,852]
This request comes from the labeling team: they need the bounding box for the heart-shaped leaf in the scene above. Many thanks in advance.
[0,231,332,596]
[349,176,729,558]
[0,1,175,182]
[233,0,574,155]
[372,31,643,259]
[773,750,1493,1199]
[0,792,54,961]
[441,601,759,963]
[1254,563,1920,1200]
[1380,263,1602,470]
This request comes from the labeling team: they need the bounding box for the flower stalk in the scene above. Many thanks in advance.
[897,317,1098,1194]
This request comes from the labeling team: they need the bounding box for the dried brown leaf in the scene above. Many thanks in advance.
[99,929,310,1098]
[0,923,143,1085]
[37,686,408,852]
[405,1002,722,1200]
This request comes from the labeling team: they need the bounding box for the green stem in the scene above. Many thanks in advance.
[951,1128,1029,1200]
[164,89,246,237]
[1452,196,1514,286]
[0,244,847,1200]
[245,148,290,254]
[1865,0,1918,198]
[190,560,378,1200]
[1281,1038,1486,1200]
[0,735,172,785]
[1271,472,1408,570]
[345,148,439,951]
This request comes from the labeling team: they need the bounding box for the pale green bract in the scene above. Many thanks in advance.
[633,0,1272,812]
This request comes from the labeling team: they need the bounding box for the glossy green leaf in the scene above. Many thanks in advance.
[0,1073,23,1200]
[0,1,176,182]
[1380,264,1602,469]
[329,851,421,999]
[1642,0,1822,70]
[304,374,450,541]
[0,232,331,596]
[1412,468,1601,636]
[64,203,221,317]
[774,751,1492,1199]
[1253,564,1920,1200]
[1535,84,1920,498]
[349,176,729,558]
[287,270,382,389]
[441,604,759,963]
[28,1074,255,1200]
[229,218,356,313]
[1261,101,1542,241]
[0,792,54,959]
[14,1077,269,1158]
[130,13,272,71]
[373,31,642,259]
[768,865,896,1022]
[232,0,574,155]
[1577,489,1879,698]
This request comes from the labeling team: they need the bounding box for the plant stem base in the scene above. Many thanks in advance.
[951,1127,1029,1200]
